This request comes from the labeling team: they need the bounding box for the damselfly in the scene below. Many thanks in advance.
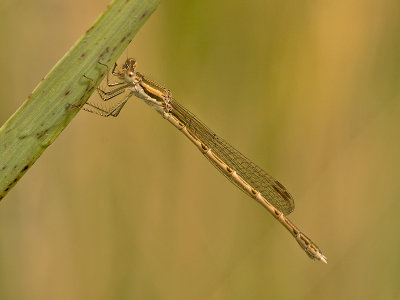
[82,58,327,263]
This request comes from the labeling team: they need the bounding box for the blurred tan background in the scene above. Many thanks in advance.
[1,0,400,299]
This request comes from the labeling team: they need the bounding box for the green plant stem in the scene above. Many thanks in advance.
[0,0,160,200]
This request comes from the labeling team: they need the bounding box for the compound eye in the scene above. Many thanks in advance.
[128,72,134,77]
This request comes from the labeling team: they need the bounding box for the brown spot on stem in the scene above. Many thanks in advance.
[36,129,49,139]
[140,11,148,19]
[86,25,94,34]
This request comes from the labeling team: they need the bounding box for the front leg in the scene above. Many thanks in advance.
[98,61,125,87]
[82,74,127,101]
[79,74,130,117]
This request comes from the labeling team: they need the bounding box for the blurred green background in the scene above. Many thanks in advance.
[1,0,400,299]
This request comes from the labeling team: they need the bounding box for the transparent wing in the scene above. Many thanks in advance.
[170,98,295,215]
